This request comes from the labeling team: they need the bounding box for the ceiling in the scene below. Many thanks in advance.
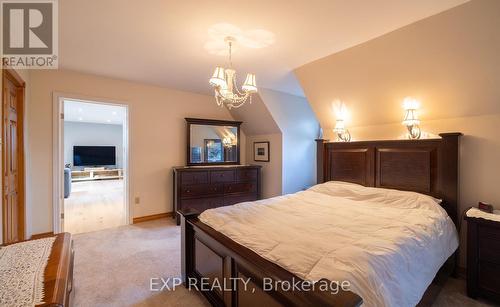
[64,100,126,125]
[59,0,469,97]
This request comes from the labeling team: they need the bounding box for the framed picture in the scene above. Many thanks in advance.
[253,141,270,162]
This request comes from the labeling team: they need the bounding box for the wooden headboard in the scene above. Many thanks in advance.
[316,133,461,225]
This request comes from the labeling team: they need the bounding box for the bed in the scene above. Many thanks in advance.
[180,132,461,306]
[1,233,74,306]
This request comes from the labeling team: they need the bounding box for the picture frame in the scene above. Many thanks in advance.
[253,141,270,162]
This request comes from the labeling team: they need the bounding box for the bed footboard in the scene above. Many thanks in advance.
[180,210,362,307]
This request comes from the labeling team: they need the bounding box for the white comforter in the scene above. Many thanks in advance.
[199,181,458,307]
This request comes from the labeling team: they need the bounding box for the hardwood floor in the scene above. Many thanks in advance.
[64,179,125,234]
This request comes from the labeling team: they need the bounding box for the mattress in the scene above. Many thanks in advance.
[199,181,459,307]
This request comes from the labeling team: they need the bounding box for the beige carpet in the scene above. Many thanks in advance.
[72,218,495,307]
[72,218,209,306]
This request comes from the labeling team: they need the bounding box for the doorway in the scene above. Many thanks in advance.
[2,69,26,244]
[53,96,130,234]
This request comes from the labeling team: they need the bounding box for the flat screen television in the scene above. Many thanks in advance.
[73,146,116,166]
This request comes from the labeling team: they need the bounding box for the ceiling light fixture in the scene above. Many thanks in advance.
[209,36,257,109]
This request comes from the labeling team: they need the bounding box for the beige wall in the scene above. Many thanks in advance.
[296,0,500,130]
[28,69,240,234]
[295,0,500,267]
[246,134,283,198]
[229,94,284,198]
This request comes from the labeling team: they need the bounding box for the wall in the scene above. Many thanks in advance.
[28,69,239,234]
[229,95,283,197]
[64,121,124,169]
[259,89,319,194]
[246,133,283,198]
[295,0,500,266]
[230,91,319,197]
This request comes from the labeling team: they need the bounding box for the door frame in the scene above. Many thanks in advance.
[52,92,131,233]
[1,68,26,243]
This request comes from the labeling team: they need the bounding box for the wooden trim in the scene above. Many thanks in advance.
[133,212,173,224]
[315,139,326,183]
[3,68,26,87]
[41,233,73,306]
[31,231,55,240]
[2,68,26,243]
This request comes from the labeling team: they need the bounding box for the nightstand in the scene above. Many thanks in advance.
[465,208,500,303]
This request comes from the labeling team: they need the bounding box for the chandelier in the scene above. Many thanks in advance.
[209,36,257,109]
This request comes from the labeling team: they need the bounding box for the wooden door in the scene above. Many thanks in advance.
[2,70,25,244]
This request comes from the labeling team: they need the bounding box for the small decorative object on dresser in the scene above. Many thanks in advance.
[253,141,270,162]
[173,165,261,225]
[465,207,500,303]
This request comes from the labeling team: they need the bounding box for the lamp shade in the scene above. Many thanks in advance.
[242,73,257,93]
[403,109,420,126]
[403,97,420,110]
[209,67,227,88]
[334,119,346,131]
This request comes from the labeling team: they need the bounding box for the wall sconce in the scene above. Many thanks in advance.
[334,119,351,142]
[402,97,421,139]
[333,100,351,142]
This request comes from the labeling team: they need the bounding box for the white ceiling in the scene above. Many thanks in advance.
[64,100,126,125]
[59,0,468,97]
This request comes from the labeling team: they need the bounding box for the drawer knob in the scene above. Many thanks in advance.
[186,189,190,193]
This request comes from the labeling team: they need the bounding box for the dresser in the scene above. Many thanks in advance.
[173,165,262,225]
[466,212,500,303]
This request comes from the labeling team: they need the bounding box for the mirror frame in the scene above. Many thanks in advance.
[185,118,242,166]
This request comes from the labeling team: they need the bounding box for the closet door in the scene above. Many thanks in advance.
[2,70,25,244]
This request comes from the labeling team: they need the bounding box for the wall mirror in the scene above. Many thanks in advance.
[186,118,241,166]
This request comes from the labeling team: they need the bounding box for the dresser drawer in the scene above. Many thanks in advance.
[180,184,223,199]
[223,194,258,206]
[479,225,500,265]
[181,171,208,185]
[478,261,500,295]
[236,169,258,182]
[210,170,235,183]
[180,197,224,212]
[224,182,257,194]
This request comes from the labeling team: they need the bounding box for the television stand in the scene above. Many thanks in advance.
[71,168,123,182]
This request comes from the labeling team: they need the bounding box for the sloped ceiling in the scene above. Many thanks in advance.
[228,94,281,136]
[59,0,468,97]
[295,0,500,130]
